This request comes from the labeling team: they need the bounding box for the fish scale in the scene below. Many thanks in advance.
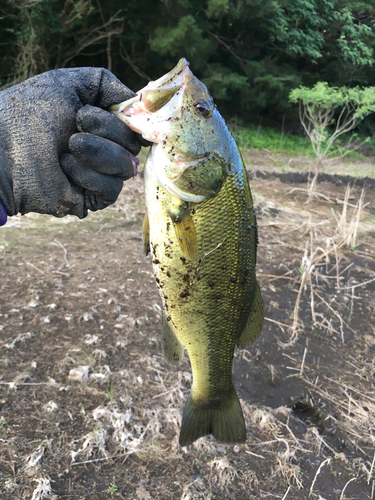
[146,159,258,442]
[111,58,264,446]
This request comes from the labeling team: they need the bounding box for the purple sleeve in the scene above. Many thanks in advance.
[0,202,7,226]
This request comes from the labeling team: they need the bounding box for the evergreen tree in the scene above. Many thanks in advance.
[1,0,374,127]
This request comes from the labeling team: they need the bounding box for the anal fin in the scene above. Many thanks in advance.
[236,283,264,349]
[162,312,184,367]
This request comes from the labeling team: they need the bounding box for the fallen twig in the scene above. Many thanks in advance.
[309,457,331,497]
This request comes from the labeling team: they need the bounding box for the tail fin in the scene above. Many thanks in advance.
[179,385,246,446]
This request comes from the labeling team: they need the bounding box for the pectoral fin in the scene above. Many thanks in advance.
[161,312,184,367]
[170,207,197,260]
[236,283,264,349]
[142,211,150,256]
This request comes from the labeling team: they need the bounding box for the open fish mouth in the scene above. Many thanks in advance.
[110,59,191,131]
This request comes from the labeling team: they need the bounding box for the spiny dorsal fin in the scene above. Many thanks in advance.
[236,283,264,349]
[161,312,184,367]
[142,211,150,256]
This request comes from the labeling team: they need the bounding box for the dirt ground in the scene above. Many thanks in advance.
[0,150,374,500]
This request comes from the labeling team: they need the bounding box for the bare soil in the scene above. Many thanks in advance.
[1,149,374,500]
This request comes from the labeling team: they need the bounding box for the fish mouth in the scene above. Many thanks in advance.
[146,58,189,89]
[110,58,190,116]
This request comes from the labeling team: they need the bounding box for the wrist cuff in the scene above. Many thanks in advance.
[0,201,7,226]
[0,152,16,216]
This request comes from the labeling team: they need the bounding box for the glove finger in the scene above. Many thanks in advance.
[77,105,141,156]
[84,191,112,212]
[97,68,135,108]
[60,154,123,205]
[70,68,135,108]
[69,133,134,180]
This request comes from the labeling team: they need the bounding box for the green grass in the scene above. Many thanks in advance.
[230,122,314,156]
[107,483,118,495]
[230,121,370,159]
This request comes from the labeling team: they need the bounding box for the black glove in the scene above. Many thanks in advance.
[0,67,147,219]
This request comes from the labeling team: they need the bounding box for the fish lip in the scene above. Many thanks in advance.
[109,95,140,115]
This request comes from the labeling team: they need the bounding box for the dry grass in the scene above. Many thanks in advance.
[256,179,375,496]
[30,478,54,500]
[301,369,375,459]
[1,174,374,499]
[274,184,370,347]
[333,185,368,249]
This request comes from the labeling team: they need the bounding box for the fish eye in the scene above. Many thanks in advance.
[195,100,211,117]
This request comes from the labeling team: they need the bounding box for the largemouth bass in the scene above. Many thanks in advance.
[111,59,263,446]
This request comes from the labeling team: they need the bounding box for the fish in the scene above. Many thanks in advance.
[110,59,264,446]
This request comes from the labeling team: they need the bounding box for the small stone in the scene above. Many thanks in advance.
[43,401,58,412]
[233,445,240,453]
[81,312,93,321]
[24,466,38,478]
[85,334,100,345]
[68,365,90,382]
[47,378,60,388]
[92,349,107,359]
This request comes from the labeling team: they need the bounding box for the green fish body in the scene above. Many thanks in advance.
[111,59,263,446]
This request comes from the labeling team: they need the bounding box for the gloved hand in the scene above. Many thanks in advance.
[0,67,148,221]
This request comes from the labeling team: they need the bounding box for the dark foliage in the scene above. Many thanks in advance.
[1,0,375,129]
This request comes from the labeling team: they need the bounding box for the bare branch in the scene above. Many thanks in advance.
[61,11,124,67]
[208,31,247,65]
[119,45,151,81]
